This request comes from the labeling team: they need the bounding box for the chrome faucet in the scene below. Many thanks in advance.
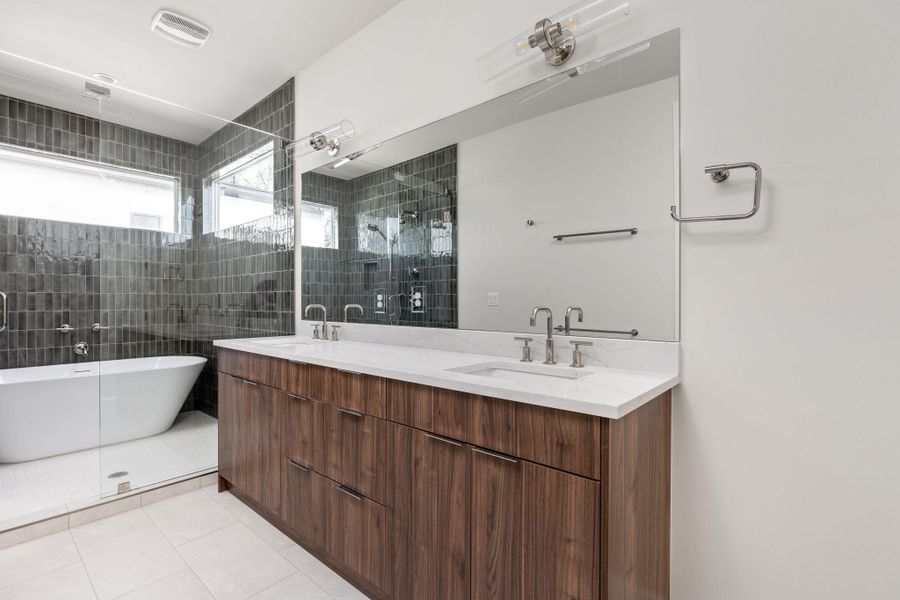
[305,304,328,339]
[344,303,364,322]
[564,306,584,335]
[529,307,556,365]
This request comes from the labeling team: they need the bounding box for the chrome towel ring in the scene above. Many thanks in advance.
[671,162,762,223]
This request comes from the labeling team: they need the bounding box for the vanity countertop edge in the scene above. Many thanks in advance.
[213,336,680,419]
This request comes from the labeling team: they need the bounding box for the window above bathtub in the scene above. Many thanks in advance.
[0,143,180,232]
[204,142,275,233]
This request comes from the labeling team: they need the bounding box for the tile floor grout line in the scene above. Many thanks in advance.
[67,528,102,600]
[0,529,85,594]
[277,546,337,600]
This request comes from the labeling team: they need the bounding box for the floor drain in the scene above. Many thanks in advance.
[107,471,129,479]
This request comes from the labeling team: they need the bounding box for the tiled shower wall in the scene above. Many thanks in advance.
[185,81,296,415]
[0,81,295,416]
[301,145,457,329]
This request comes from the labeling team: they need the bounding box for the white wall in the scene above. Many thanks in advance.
[294,1,900,598]
[457,77,679,340]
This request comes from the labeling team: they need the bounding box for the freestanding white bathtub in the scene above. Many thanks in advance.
[0,356,206,463]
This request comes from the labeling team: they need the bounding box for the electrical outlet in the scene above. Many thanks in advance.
[487,292,500,307]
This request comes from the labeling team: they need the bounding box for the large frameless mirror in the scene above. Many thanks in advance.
[299,29,680,342]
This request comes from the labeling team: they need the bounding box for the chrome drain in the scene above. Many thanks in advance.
[107,471,129,479]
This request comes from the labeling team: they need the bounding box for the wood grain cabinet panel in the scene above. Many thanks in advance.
[470,447,522,600]
[516,403,605,480]
[393,425,470,600]
[523,461,601,600]
[280,458,326,551]
[325,480,392,596]
[218,349,285,388]
[388,380,434,430]
[433,389,516,456]
[283,362,330,402]
[277,391,325,472]
[324,405,391,506]
[217,373,281,514]
[330,369,387,418]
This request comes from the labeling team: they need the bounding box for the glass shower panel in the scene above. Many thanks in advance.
[0,65,105,528]
[95,83,294,497]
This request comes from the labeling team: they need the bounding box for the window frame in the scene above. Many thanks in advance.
[0,141,181,232]
[205,142,276,233]
[301,201,339,249]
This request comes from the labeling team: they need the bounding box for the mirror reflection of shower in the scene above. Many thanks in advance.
[366,222,387,241]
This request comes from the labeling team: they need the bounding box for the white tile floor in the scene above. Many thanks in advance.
[0,411,217,528]
[0,485,366,600]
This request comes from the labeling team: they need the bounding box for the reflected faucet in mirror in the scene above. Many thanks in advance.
[305,304,328,339]
[529,307,556,365]
[564,306,584,335]
[344,304,364,322]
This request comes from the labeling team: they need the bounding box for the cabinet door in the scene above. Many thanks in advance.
[470,447,522,600]
[325,480,391,595]
[217,373,280,513]
[257,385,281,515]
[324,406,389,505]
[217,373,261,495]
[394,425,470,600]
[522,462,601,600]
[281,457,326,550]
[279,391,325,472]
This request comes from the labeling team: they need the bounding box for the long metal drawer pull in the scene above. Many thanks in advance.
[671,161,763,223]
[473,447,519,464]
[337,407,365,418]
[288,393,310,401]
[287,459,311,472]
[241,379,258,386]
[0,291,7,333]
[338,485,363,501]
[424,432,462,447]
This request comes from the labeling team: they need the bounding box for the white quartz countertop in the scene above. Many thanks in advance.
[213,336,679,419]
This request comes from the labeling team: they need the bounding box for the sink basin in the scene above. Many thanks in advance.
[248,338,315,351]
[447,361,592,384]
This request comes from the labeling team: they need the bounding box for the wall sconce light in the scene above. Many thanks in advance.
[328,144,380,169]
[285,120,356,160]
[475,0,631,82]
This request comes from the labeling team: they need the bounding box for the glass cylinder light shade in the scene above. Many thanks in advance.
[475,0,631,82]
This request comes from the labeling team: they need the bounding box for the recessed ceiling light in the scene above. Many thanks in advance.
[92,72,118,85]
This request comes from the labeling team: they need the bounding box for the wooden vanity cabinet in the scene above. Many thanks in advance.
[217,372,281,514]
[217,348,671,600]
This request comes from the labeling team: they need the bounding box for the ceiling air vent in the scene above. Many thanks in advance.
[150,10,211,49]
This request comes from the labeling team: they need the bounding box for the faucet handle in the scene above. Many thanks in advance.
[514,336,533,362]
[569,340,593,368]
[312,324,321,340]
[330,325,341,341]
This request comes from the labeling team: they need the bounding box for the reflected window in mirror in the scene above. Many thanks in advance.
[301,201,338,249]
[0,144,179,232]
[205,141,275,232]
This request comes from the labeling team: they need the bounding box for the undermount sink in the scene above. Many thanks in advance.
[248,338,315,351]
[447,361,592,384]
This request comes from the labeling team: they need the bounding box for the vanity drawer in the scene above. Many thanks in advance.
[218,348,286,388]
[433,388,517,456]
[277,391,325,472]
[281,457,326,551]
[325,480,392,596]
[324,404,391,506]
[516,403,605,480]
[329,368,387,419]
[282,361,330,401]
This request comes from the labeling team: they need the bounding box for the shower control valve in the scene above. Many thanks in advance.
[73,342,89,356]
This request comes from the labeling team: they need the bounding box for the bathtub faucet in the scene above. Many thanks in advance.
[73,341,89,356]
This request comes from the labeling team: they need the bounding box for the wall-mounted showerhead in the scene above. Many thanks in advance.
[366,223,387,240]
